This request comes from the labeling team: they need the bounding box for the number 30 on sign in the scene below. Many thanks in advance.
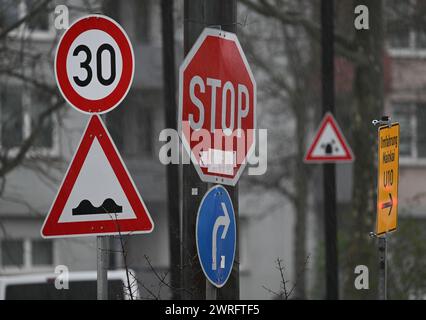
[55,15,134,114]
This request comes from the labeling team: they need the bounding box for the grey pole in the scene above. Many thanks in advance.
[204,183,217,300]
[182,0,209,300]
[206,280,217,300]
[97,236,109,300]
[321,0,339,300]
[161,0,181,300]
[378,235,387,300]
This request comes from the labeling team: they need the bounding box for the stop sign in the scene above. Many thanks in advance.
[179,28,256,186]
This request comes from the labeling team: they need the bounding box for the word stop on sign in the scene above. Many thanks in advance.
[189,76,250,136]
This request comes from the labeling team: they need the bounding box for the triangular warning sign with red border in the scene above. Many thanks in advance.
[41,115,154,238]
[304,112,354,163]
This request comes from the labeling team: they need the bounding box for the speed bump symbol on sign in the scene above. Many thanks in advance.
[376,123,400,236]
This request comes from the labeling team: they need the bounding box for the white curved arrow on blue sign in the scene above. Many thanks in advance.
[196,185,236,288]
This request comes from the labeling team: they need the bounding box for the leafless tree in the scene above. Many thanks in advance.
[239,0,386,299]
[0,0,103,267]
[239,0,320,299]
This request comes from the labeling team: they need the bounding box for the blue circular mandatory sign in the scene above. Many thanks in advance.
[196,185,236,288]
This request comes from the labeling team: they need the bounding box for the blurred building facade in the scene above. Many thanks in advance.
[386,1,426,229]
[0,0,174,299]
[1,0,424,301]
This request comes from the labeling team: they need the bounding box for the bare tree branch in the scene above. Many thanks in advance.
[263,255,310,300]
[0,98,65,177]
[239,0,368,65]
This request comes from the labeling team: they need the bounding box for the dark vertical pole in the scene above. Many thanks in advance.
[161,0,181,300]
[378,236,387,300]
[182,0,208,300]
[321,0,338,300]
[182,0,239,300]
[204,0,239,300]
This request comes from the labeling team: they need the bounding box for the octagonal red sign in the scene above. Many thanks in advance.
[178,28,256,186]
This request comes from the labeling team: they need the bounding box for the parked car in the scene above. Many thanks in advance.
[0,269,139,300]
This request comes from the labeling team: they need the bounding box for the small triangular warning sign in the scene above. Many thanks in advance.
[304,112,354,163]
[41,115,154,238]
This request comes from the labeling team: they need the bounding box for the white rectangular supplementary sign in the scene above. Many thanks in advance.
[200,149,236,176]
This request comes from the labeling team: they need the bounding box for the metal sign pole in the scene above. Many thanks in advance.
[321,0,338,300]
[97,114,109,301]
[206,280,217,300]
[97,236,109,300]
[378,234,387,300]
[205,181,217,301]
[182,0,208,299]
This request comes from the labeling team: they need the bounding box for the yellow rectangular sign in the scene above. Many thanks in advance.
[376,123,400,236]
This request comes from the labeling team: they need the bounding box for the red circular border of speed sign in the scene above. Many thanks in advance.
[55,15,134,114]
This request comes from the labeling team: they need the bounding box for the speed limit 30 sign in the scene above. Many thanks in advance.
[55,15,134,114]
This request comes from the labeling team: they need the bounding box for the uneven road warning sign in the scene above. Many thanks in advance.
[304,112,354,163]
[376,123,400,236]
[41,115,154,238]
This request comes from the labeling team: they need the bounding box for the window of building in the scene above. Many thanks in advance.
[25,0,49,32]
[0,0,19,31]
[0,0,52,38]
[31,240,53,266]
[0,86,23,149]
[386,0,426,53]
[31,90,54,149]
[1,239,24,267]
[0,84,56,154]
[391,102,426,161]
[0,238,54,269]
